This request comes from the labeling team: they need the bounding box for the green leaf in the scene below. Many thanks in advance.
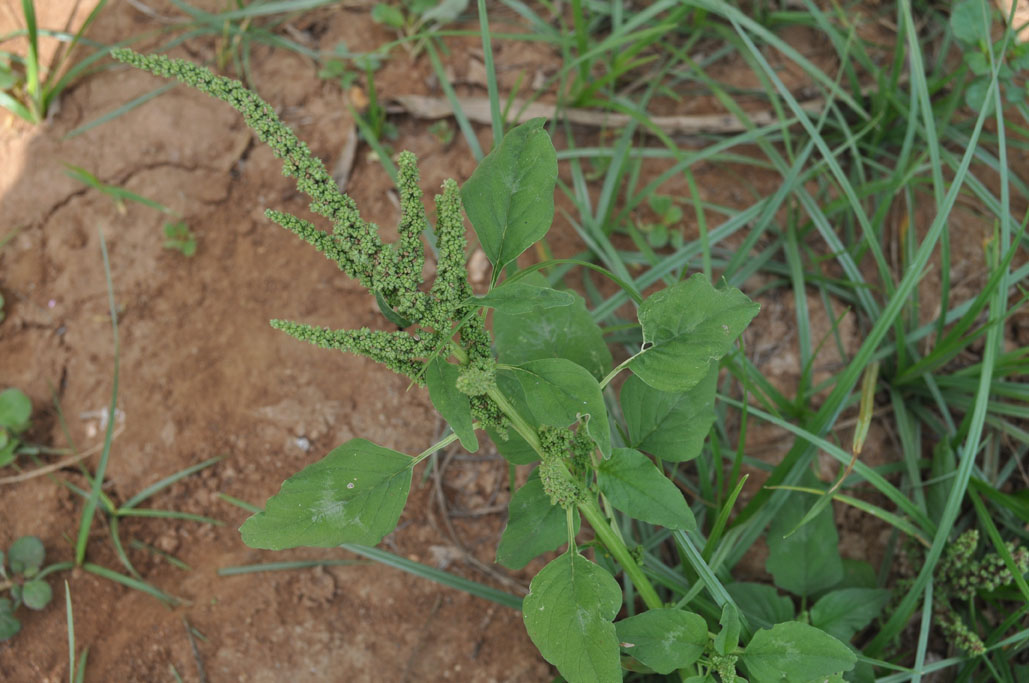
[240,439,413,550]
[742,621,856,682]
[474,282,575,314]
[0,61,17,91]
[424,359,478,452]
[496,470,578,569]
[498,358,611,458]
[765,489,843,598]
[714,603,741,655]
[21,579,51,610]
[0,388,31,432]
[629,274,759,392]
[726,582,795,630]
[964,77,994,115]
[371,3,406,28]
[950,0,991,45]
[615,608,708,674]
[460,118,557,272]
[596,448,695,530]
[493,273,612,381]
[523,551,622,683]
[0,598,19,640]
[621,366,717,462]
[374,290,415,328]
[809,588,891,643]
[419,0,468,24]
[485,425,538,465]
[8,536,44,574]
[0,439,15,468]
[838,559,878,589]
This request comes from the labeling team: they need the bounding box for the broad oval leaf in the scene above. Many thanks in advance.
[0,598,19,641]
[8,536,44,575]
[460,118,557,271]
[629,273,759,392]
[498,358,611,458]
[621,366,717,462]
[765,488,843,598]
[742,621,856,682]
[725,582,795,630]
[597,448,695,530]
[486,424,538,465]
[950,0,991,45]
[474,282,575,314]
[0,388,31,431]
[523,551,622,683]
[714,603,741,655]
[425,358,478,452]
[240,439,413,550]
[615,608,707,674]
[810,587,891,643]
[21,579,51,610]
[496,470,579,569]
[494,273,612,381]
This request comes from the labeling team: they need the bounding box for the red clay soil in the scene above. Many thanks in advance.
[1,1,1018,681]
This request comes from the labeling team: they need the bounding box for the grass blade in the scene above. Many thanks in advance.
[218,559,361,576]
[74,229,119,565]
[121,456,223,510]
[341,543,522,609]
[65,581,74,683]
[82,562,178,606]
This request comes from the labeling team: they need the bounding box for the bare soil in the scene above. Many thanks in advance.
[0,1,1017,681]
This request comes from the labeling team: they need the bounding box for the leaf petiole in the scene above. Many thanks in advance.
[410,429,471,468]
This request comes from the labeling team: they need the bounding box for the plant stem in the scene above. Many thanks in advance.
[579,496,664,609]
[483,385,664,610]
[448,335,665,608]
[411,430,465,467]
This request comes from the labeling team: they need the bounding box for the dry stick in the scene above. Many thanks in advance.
[390,71,913,136]
[0,427,125,485]
[400,593,443,683]
[124,0,179,23]
[429,447,528,594]
[332,121,359,192]
[182,617,207,683]
[389,93,826,135]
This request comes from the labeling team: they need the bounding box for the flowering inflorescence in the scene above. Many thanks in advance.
[536,425,593,508]
[112,50,493,386]
[927,529,1029,655]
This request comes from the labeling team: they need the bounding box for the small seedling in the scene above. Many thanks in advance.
[0,388,32,467]
[318,45,395,148]
[636,193,684,249]
[952,0,1029,112]
[0,0,112,123]
[63,164,175,216]
[428,119,455,146]
[0,536,55,640]
[65,164,194,256]
[163,222,197,257]
[317,42,385,92]
[371,0,469,44]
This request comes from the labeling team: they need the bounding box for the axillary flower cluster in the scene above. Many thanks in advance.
[111,50,501,425]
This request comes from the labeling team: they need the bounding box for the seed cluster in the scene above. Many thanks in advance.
[536,425,592,508]
[112,50,494,386]
[905,528,1029,655]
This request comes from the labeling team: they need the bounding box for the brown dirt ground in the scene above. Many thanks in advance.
[0,1,1022,681]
